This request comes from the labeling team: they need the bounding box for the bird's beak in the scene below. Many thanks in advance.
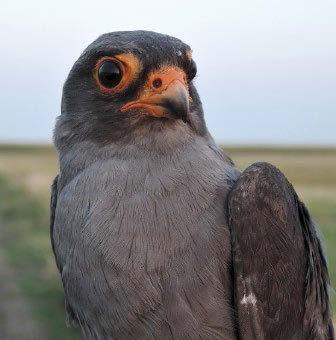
[121,67,190,122]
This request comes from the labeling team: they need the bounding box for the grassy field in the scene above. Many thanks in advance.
[0,144,335,338]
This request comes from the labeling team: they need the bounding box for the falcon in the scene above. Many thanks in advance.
[51,31,334,339]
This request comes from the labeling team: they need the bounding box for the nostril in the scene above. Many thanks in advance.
[152,78,162,89]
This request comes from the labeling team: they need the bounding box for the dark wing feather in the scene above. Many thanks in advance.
[50,175,59,269]
[228,162,334,340]
[50,175,78,326]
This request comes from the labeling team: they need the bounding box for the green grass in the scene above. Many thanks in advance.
[0,144,335,337]
[0,176,81,340]
[308,198,336,308]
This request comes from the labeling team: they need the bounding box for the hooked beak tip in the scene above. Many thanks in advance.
[158,81,190,121]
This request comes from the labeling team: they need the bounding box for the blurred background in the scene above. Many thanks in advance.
[0,0,335,338]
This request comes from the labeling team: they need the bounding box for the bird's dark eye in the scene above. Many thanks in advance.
[98,61,123,88]
[188,60,197,80]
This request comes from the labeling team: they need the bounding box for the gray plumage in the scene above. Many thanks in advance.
[51,31,334,339]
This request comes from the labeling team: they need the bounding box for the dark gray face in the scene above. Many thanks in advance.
[59,31,206,145]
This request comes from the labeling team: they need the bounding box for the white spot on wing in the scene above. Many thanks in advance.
[241,293,257,306]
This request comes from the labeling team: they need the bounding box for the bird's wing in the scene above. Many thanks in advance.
[50,175,78,326]
[227,162,334,340]
[50,175,61,271]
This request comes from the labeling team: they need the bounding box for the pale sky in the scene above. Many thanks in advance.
[1,0,335,144]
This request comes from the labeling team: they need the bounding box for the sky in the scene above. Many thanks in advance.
[1,0,335,145]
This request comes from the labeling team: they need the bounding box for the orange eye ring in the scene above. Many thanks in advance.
[93,53,140,94]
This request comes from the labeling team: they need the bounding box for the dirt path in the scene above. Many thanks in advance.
[0,251,46,340]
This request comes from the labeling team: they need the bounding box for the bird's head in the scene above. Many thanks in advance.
[58,31,208,146]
